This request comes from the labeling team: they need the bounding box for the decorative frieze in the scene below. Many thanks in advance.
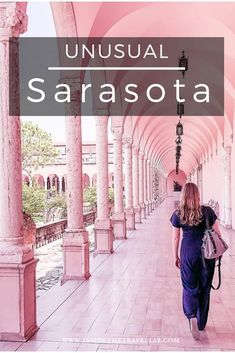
[0,4,28,37]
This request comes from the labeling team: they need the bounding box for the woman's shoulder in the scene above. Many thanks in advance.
[201,205,213,214]
[171,208,180,217]
[201,204,217,225]
[201,205,217,221]
[170,208,181,228]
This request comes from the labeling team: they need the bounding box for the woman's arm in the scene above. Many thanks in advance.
[172,226,181,268]
[212,219,222,237]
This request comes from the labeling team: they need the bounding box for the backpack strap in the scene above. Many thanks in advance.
[208,229,217,255]
[201,247,206,268]
[211,256,222,290]
[206,215,210,230]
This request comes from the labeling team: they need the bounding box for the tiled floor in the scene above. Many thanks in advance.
[1,197,235,351]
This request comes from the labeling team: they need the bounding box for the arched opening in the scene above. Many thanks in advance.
[109,172,114,189]
[167,169,187,197]
[46,176,51,190]
[47,174,60,193]
[22,174,30,186]
[83,173,90,188]
[92,174,97,187]
[61,175,67,192]
[32,174,45,188]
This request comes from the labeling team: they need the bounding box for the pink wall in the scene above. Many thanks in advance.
[201,152,224,208]
[232,143,235,229]
[200,137,234,229]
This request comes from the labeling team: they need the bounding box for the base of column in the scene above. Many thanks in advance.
[221,220,232,229]
[0,245,38,342]
[0,324,39,342]
[151,200,154,211]
[125,208,135,230]
[61,229,90,285]
[145,201,150,215]
[94,218,114,254]
[140,203,146,219]
[223,224,232,229]
[112,212,127,239]
[221,209,232,229]
[134,206,142,223]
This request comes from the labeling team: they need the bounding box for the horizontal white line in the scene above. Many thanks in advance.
[48,66,186,71]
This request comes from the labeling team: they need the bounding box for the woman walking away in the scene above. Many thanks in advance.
[170,182,221,340]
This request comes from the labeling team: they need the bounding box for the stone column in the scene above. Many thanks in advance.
[155,172,160,206]
[132,145,141,223]
[197,164,203,202]
[123,139,135,230]
[148,162,153,212]
[0,4,38,341]
[62,113,90,283]
[147,159,153,213]
[158,174,162,199]
[152,169,157,208]
[150,164,154,211]
[161,175,165,201]
[163,175,167,198]
[144,158,150,215]
[94,115,113,253]
[139,152,146,219]
[222,146,232,228]
[111,126,126,239]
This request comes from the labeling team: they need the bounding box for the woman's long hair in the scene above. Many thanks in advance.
[177,182,203,226]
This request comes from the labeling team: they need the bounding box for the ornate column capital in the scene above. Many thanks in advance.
[111,126,123,140]
[230,133,233,144]
[94,109,110,117]
[221,145,232,164]
[132,145,139,156]
[139,151,145,160]
[224,145,232,155]
[95,114,109,127]
[122,137,132,148]
[0,3,28,38]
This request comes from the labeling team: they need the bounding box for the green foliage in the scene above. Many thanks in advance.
[22,184,46,216]
[83,186,115,205]
[44,190,67,223]
[83,186,97,205]
[46,190,67,213]
[21,121,59,180]
[22,184,67,223]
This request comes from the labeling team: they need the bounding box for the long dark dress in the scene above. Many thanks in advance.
[170,206,217,330]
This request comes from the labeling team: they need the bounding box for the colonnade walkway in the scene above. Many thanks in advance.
[2,198,235,352]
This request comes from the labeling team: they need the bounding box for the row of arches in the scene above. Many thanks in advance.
[22,170,185,196]
[22,172,124,192]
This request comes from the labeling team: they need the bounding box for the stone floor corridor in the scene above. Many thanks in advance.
[1,198,235,352]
